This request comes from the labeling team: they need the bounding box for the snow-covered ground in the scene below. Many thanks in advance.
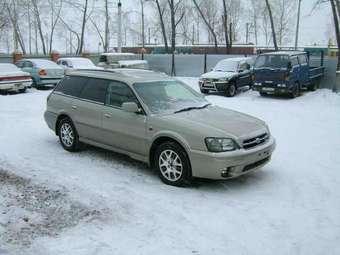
[0,78,340,255]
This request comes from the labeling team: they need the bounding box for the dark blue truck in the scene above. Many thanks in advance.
[252,51,324,98]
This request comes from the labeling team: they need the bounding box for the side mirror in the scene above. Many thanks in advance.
[122,102,140,113]
[287,62,292,70]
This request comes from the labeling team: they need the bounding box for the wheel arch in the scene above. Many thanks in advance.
[149,134,191,170]
[55,113,73,136]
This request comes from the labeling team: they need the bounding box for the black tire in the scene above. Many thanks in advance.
[57,118,82,152]
[200,88,209,94]
[19,87,27,93]
[308,80,318,91]
[154,141,192,187]
[259,92,267,97]
[226,83,237,97]
[290,82,301,98]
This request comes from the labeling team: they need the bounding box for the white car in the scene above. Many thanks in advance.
[97,53,149,69]
[199,57,254,97]
[0,63,32,93]
[57,57,103,74]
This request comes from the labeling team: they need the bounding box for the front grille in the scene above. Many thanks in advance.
[243,133,269,149]
[243,157,270,172]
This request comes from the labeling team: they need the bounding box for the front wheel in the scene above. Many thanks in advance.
[200,88,209,94]
[290,83,301,98]
[19,87,27,93]
[154,142,192,187]
[226,83,237,97]
[58,118,82,152]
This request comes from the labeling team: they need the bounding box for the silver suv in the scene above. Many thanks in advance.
[44,69,275,186]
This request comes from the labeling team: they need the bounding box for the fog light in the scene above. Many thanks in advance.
[221,167,233,178]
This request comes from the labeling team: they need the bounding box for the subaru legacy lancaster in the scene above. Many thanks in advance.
[44,69,275,186]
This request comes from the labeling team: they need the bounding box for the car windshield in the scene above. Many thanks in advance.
[133,80,208,114]
[254,55,289,69]
[70,58,96,68]
[31,59,60,68]
[213,60,239,72]
[0,64,20,72]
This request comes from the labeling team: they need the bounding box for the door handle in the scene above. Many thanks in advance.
[71,105,77,110]
[104,113,111,118]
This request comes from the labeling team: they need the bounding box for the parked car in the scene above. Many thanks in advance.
[57,57,103,74]
[16,59,64,89]
[44,69,275,186]
[199,57,254,97]
[0,63,32,93]
[97,53,149,69]
[252,51,325,98]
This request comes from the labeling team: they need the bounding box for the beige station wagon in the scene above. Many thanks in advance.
[44,69,275,186]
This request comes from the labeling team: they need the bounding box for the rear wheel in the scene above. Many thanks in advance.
[308,79,318,91]
[58,118,82,152]
[226,83,237,97]
[259,92,267,97]
[154,141,192,187]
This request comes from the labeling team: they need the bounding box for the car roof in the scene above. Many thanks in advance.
[100,53,135,56]
[260,51,306,56]
[219,57,252,62]
[58,57,90,61]
[67,69,171,84]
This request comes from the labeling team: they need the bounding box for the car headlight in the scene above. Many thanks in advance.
[205,138,238,152]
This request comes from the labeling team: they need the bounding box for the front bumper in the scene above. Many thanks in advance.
[189,136,276,179]
[253,82,291,94]
[199,80,229,92]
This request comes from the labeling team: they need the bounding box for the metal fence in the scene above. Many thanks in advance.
[0,53,338,91]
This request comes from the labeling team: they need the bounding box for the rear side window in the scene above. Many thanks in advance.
[106,81,137,108]
[78,78,109,103]
[55,76,87,97]
[298,54,307,64]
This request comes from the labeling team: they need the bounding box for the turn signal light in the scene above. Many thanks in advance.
[39,69,47,76]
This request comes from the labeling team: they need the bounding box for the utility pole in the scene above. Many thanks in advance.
[246,23,250,44]
[117,0,122,53]
[295,0,302,50]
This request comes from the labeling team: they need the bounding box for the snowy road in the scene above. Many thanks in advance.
[0,78,340,255]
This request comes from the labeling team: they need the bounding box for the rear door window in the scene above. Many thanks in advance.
[78,78,109,104]
[54,76,87,97]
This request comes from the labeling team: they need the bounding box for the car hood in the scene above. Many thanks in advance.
[160,106,267,139]
[200,71,236,80]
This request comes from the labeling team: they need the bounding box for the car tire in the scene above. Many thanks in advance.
[200,89,209,94]
[290,82,300,98]
[154,141,192,187]
[19,87,27,93]
[308,80,318,91]
[226,83,237,97]
[259,92,267,97]
[58,118,82,152]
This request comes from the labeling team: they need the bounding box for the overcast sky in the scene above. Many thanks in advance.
[122,0,332,47]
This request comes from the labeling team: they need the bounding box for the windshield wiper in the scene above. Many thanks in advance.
[174,103,211,114]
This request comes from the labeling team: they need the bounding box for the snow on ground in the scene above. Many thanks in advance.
[0,79,340,255]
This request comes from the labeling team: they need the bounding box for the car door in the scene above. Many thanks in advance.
[290,56,300,83]
[297,54,309,85]
[102,81,147,156]
[71,77,109,142]
[238,61,251,87]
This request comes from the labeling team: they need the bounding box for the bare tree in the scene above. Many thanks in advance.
[48,0,63,53]
[192,0,218,53]
[31,0,47,54]
[155,0,169,52]
[222,0,230,52]
[78,0,89,54]
[264,0,278,50]
[104,0,109,52]
[168,0,185,75]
